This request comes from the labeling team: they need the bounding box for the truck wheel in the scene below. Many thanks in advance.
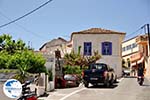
[76,82,80,87]
[84,81,89,88]
[110,80,114,86]
[110,75,114,86]
[104,77,110,87]
[104,81,110,87]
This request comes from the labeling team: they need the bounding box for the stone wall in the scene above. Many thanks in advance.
[0,73,15,82]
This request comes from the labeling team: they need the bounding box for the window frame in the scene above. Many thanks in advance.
[84,42,92,56]
[101,42,112,55]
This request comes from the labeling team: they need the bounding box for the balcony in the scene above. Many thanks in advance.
[136,35,148,45]
[130,52,143,62]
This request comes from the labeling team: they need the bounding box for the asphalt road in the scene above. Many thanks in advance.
[1,78,150,100]
[43,78,150,100]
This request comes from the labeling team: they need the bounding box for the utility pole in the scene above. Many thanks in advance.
[147,24,150,55]
[142,24,150,55]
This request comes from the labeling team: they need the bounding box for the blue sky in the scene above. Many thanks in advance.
[0,0,149,50]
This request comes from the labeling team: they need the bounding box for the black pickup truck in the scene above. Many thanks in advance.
[82,63,116,87]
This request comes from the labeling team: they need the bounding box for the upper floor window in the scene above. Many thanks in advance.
[132,43,137,48]
[122,47,126,52]
[102,42,112,55]
[126,45,131,50]
[84,42,92,56]
[122,43,137,52]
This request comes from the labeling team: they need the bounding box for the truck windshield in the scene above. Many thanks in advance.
[89,63,107,70]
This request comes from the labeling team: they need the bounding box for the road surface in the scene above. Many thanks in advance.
[44,78,150,100]
[1,78,150,100]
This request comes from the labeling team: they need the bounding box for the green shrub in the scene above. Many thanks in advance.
[63,65,82,75]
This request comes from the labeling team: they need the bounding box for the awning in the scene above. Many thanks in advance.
[137,57,144,64]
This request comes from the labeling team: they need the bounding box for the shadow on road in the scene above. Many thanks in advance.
[88,84,118,89]
[38,92,49,98]
[123,76,137,78]
[56,86,80,89]
[141,84,150,87]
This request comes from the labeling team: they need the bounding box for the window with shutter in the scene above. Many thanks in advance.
[84,42,92,56]
[102,42,112,55]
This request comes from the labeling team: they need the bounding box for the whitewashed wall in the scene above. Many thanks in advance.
[72,33,125,77]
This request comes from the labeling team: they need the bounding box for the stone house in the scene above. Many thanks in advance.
[39,37,71,57]
[70,28,126,77]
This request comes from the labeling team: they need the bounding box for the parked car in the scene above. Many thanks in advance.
[82,63,117,87]
[63,74,80,88]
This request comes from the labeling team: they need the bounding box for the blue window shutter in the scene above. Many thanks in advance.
[84,42,86,55]
[109,42,112,55]
[102,42,112,55]
[102,42,105,55]
[84,42,92,56]
[89,43,92,55]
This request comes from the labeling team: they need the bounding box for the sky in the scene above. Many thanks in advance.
[0,0,149,50]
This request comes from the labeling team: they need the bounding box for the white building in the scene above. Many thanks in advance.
[71,28,126,77]
[122,35,149,76]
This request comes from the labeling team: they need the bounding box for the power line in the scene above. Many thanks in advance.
[0,0,53,29]
[125,26,144,39]
[0,10,49,40]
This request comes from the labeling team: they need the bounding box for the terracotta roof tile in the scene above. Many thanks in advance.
[70,28,126,41]
[75,28,125,34]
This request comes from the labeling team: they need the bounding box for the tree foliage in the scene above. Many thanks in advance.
[0,34,46,73]
[0,34,27,54]
[63,65,82,74]
[0,34,46,82]
[63,46,101,69]
[0,51,10,69]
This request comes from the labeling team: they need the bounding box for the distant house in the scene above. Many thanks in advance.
[70,28,126,77]
[39,37,71,57]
